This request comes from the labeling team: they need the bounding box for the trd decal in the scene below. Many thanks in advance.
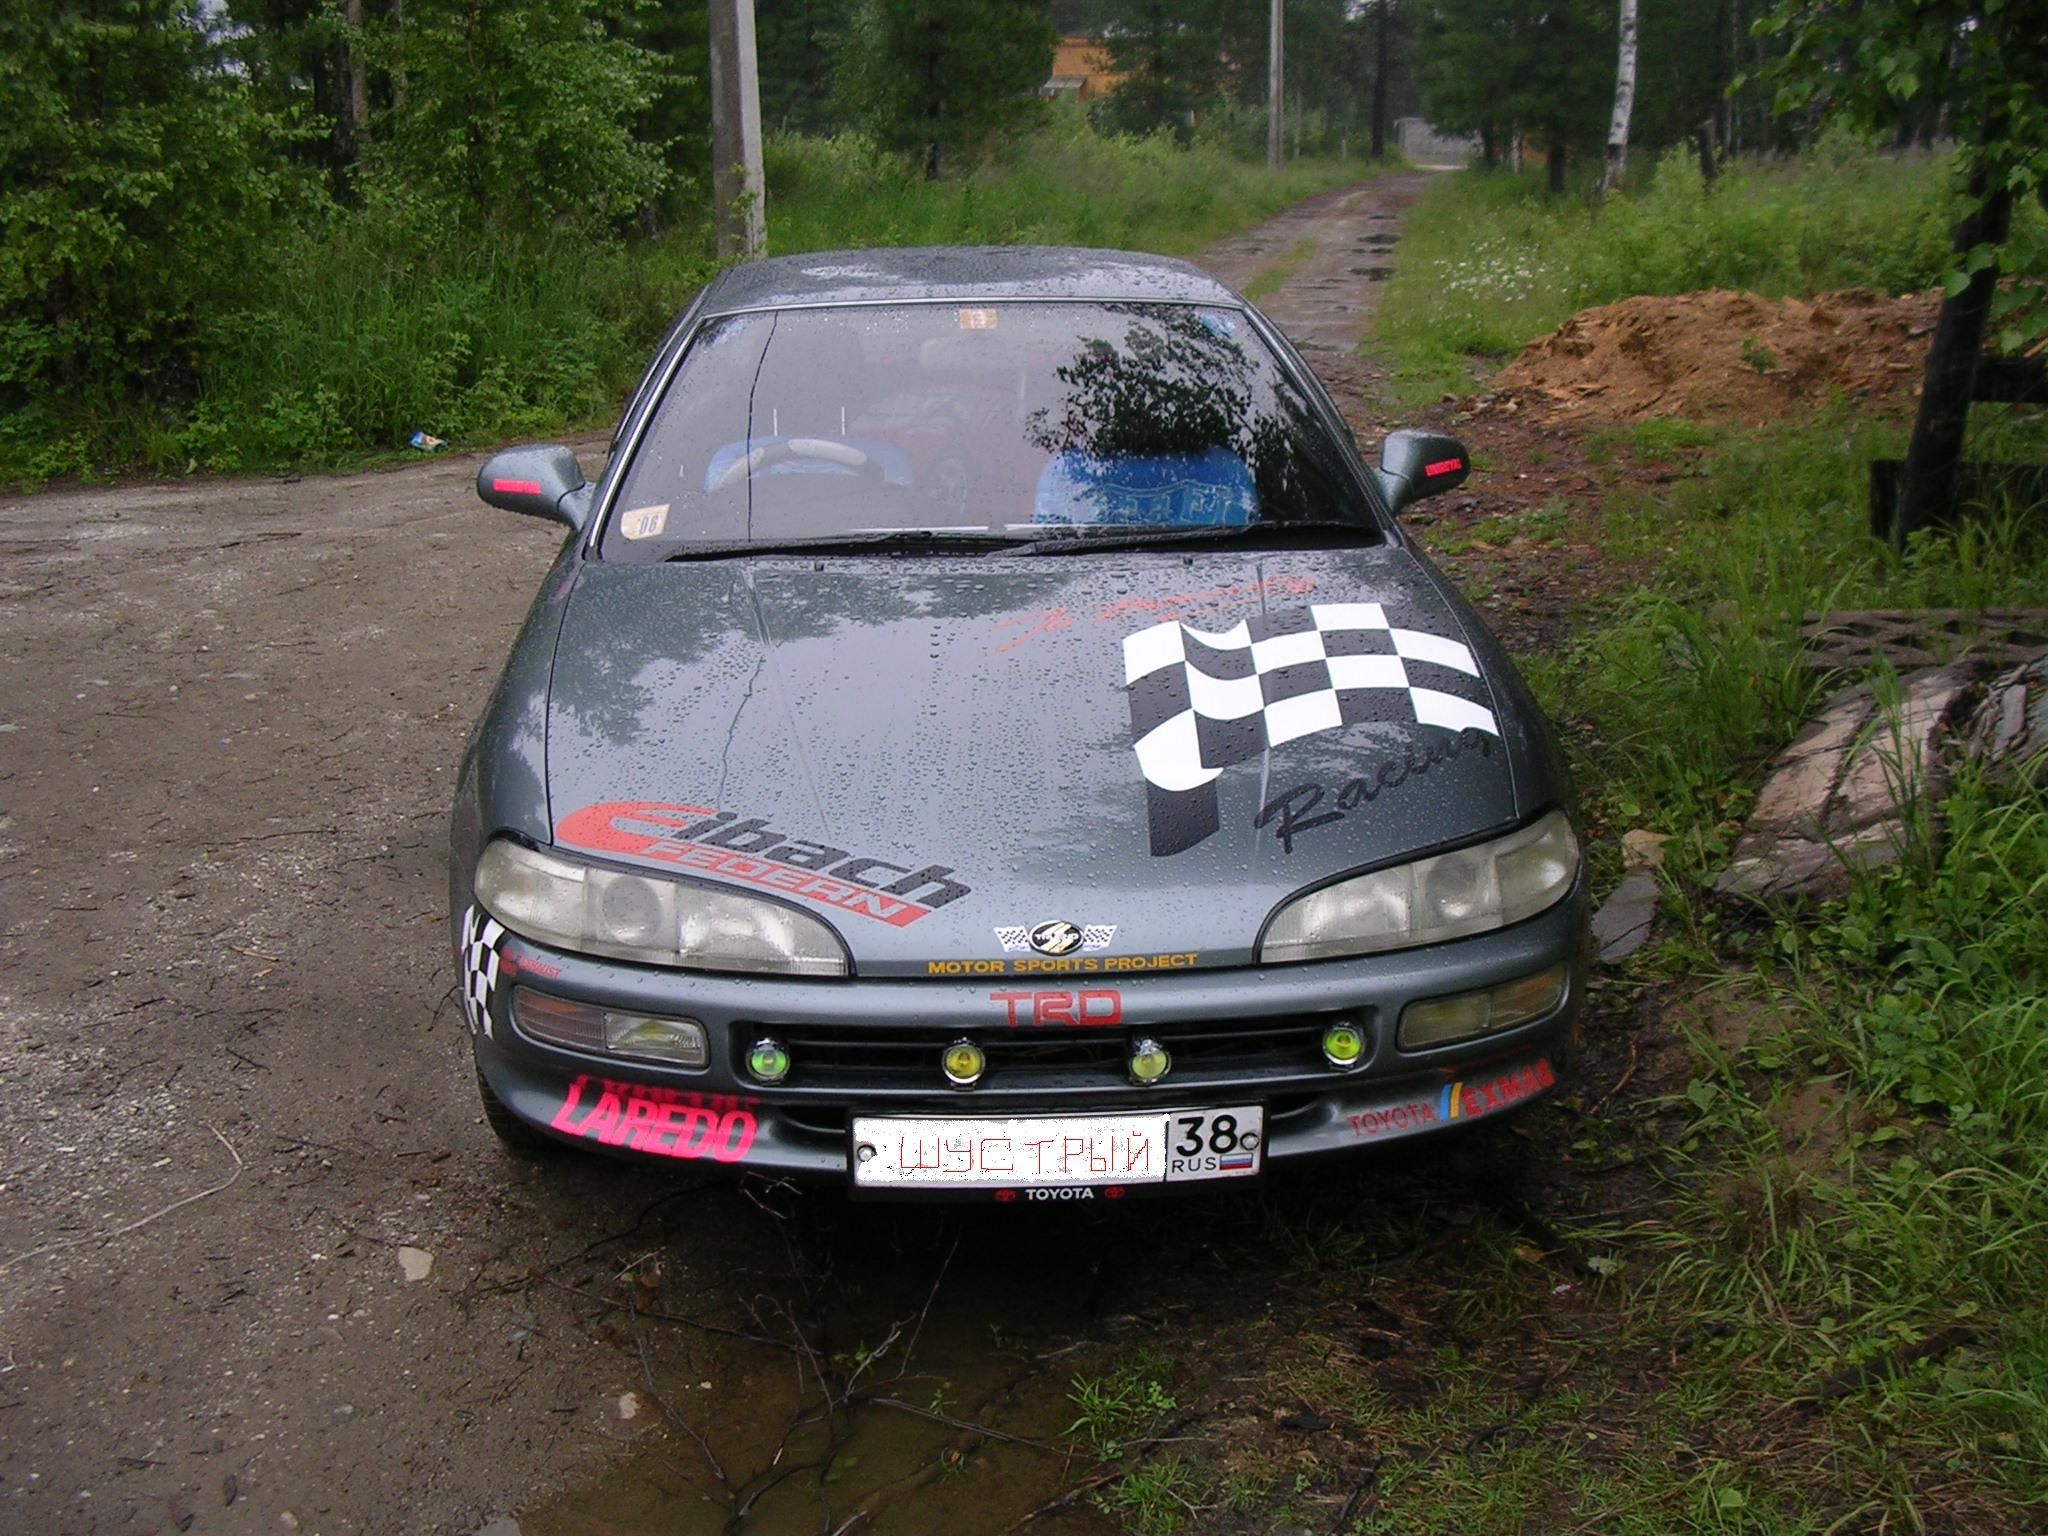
[458,906,508,1036]
[1253,728,1498,854]
[994,573,1317,653]
[989,988,1123,1028]
[994,920,1117,956]
[556,801,970,927]
[925,952,1198,977]
[1123,603,1501,856]
[1438,1058,1557,1123]
[549,1076,757,1161]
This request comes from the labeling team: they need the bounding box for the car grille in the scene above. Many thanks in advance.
[730,1011,1370,1101]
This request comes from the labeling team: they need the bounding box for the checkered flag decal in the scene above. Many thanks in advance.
[1124,603,1499,856]
[458,905,507,1036]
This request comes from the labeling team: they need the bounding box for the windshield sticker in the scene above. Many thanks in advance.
[994,920,1117,956]
[926,951,1198,977]
[1197,310,1238,337]
[556,801,970,926]
[457,905,507,1036]
[619,503,670,540]
[1124,603,1501,856]
[549,1077,757,1161]
[957,307,998,330]
[1253,728,1499,854]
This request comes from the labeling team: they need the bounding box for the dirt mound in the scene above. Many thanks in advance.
[1490,287,1939,426]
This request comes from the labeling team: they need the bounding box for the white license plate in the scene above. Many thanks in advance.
[850,1106,1263,1190]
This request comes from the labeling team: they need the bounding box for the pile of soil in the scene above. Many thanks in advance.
[1488,287,1940,426]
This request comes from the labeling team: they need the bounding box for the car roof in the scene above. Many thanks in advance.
[697,245,1245,316]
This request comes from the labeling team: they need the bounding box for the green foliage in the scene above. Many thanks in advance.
[765,110,1367,257]
[356,0,669,233]
[1759,0,2048,351]
[0,1,315,412]
[833,0,1056,177]
[1376,139,1969,403]
[1416,0,1614,171]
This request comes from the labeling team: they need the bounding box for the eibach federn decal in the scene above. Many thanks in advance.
[458,905,508,1036]
[1123,603,1501,856]
[550,1077,757,1162]
[555,802,970,927]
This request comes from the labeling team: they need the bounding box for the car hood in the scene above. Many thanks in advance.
[545,547,1531,976]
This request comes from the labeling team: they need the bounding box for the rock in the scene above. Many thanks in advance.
[1716,664,1979,901]
[1591,871,1659,961]
[397,1246,433,1283]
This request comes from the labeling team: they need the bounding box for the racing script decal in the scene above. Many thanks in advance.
[555,801,970,927]
[1122,603,1500,856]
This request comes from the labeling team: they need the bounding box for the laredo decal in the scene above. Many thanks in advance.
[556,801,969,927]
[1123,603,1501,856]
[550,1076,757,1161]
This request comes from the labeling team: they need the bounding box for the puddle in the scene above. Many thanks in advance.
[1356,234,1398,249]
[1351,267,1396,281]
[508,1130,1544,1535]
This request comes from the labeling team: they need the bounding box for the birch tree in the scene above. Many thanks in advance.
[1600,0,1638,194]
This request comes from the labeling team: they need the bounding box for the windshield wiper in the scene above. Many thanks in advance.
[1014,519,1380,556]
[663,530,1026,561]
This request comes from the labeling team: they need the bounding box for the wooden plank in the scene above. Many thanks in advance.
[1799,608,2048,673]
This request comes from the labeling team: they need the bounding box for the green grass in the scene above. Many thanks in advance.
[1,116,1376,485]
[1371,132,2031,406]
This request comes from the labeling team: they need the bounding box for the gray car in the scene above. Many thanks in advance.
[451,246,1586,1200]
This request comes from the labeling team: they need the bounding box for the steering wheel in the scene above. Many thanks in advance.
[706,437,889,494]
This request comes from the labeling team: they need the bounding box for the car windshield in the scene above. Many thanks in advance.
[599,300,1377,559]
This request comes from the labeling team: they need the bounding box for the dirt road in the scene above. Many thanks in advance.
[1,170,1558,1536]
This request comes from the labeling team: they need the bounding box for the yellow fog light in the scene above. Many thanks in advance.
[1127,1037,1171,1086]
[1322,1021,1368,1070]
[745,1036,791,1084]
[941,1038,986,1088]
[1399,964,1568,1051]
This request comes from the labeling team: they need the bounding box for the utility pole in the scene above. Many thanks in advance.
[1267,0,1284,173]
[709,0,765,259]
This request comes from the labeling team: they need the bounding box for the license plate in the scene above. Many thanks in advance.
[850,1106,1263,1190]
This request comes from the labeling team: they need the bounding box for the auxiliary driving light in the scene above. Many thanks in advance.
[745,1036,791,1085]
[1322,1021,1368,1070]
[1127,1037,1172,1086]
[941,1038,986,1088]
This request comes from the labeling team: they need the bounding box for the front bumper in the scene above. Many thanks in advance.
[459,886,1586,1196]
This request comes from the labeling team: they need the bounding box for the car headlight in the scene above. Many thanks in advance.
[1260,809,1579,965]
[473,839,848,977]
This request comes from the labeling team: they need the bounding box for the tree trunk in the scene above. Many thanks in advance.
[1696,116,1717,183]
[1599,0,1637,196]
[1481,120,1497,169]
[1370,0,1390,160]
[1894,180,2014,542]
[1510,121,1522,175]
[1547,123,1566,193]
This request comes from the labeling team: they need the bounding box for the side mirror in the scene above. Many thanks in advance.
[1374,430,1471,516]
[477,445,589,532]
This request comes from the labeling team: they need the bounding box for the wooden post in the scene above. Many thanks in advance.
[1267,0,1284,173]
[709,0,765,259]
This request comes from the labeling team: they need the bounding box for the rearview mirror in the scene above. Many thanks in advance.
[1375,430,1470,516]
[477,445,589,531]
